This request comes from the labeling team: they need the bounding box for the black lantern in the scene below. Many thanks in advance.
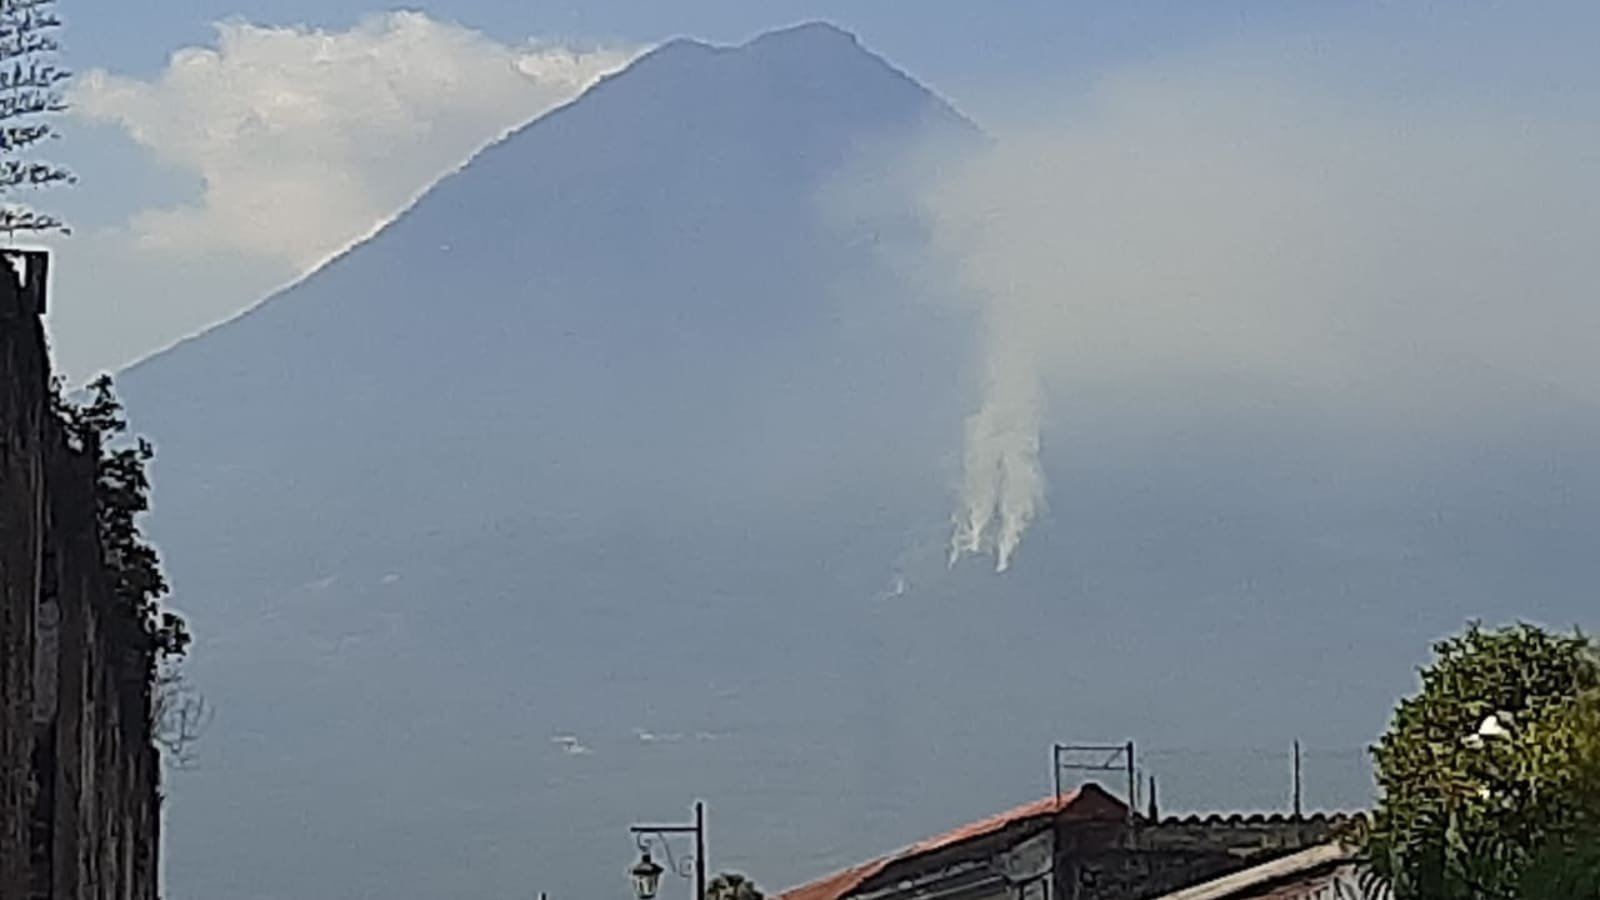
[631,851,666,900]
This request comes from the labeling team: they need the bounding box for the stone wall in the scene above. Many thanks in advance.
[1,254,162,900]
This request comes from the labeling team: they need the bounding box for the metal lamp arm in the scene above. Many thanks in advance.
[634,830,697,879]
[629,802,707,900]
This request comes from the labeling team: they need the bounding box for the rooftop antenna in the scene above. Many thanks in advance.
[1051,740,1137,827]
[1292,740,1303,820]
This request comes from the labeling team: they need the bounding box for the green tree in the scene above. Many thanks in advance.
[708,872,765,900]
[0,0,74,233]
[52,374,201,763]
[1513,689,1600,897]
[52,374,189,659]
[1359,622,1600,899]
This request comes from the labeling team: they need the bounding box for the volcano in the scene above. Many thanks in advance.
[121,22,991,900]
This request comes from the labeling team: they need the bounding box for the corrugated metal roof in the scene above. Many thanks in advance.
[778,785,1127,900]
[1149,843,1356,900]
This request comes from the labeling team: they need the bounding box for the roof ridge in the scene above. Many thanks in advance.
[778,786,1128,900]
[1149,810,1363,827]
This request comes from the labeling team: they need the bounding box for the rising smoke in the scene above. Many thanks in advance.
[924,26,1600,574]
[948,322,1043,572]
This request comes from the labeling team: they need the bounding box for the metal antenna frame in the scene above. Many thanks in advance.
[1052,741,1136,824]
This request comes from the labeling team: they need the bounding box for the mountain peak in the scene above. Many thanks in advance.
[743,20,861,51]
[574,19,969,147]
[616,20,890,92]
[647,21,859,54]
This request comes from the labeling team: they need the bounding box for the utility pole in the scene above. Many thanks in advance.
[694,801,706,900]
[1292,740,1303,820]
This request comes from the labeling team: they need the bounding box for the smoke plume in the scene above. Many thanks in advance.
[923,22,1600,574]
[949,324,1044,572]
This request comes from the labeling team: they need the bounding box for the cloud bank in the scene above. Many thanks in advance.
[72,13,636,274]
[73,12,636,273]
[928,48,1600,572]
[48,13,638,379]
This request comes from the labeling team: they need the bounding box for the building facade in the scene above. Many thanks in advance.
[0,253,163,900]
[779,785,1354,900]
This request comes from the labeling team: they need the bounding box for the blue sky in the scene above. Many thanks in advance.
[73,1,1323,81]
[37,0,1600,379]
[65,1,1590,105]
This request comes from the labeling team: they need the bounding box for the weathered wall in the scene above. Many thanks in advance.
[1068,815,1347,900]
[1,256,161,900]
[2,251,50,899]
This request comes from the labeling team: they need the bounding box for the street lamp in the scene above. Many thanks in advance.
[631,852,666,900]
[629,802,706,900]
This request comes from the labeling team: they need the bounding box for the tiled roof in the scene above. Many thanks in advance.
[1150,812,1360,828]
[778,784,1127,900]
[780,860,890,900]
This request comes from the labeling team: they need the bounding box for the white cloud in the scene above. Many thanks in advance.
[71,12,638,273]
[926,47,1600,571]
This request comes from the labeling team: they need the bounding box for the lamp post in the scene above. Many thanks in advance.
[629,801,706,900]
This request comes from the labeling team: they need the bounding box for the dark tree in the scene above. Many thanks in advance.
[52,374,203,763]
[151,663,212,768]
[708,872,765,900]
[52,374,189,658]
[0,0,74,234]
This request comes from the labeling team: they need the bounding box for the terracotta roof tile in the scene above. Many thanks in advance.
[778,785,1127,900]
[781,859,892,900]
[1152,812,1359,828]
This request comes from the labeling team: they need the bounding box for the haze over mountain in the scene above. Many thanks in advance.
[113,20,1600,900]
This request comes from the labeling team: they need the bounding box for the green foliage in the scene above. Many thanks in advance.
[1514,690,1600,897]
[708,872,765,900]
[0,0,74,233]
[1361,622,1600,899]
[52,373,190,660]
